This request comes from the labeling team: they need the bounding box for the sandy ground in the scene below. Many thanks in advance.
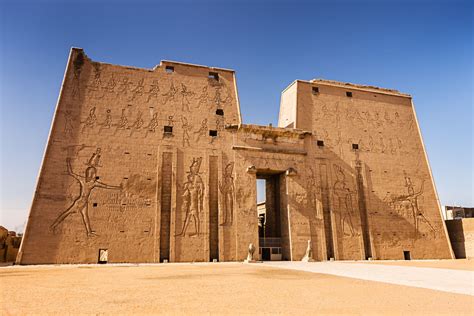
[1,262,473,315]
[362,259,474,271]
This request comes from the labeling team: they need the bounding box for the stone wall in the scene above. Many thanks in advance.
[17,48,453,264]
[445,219,474,259]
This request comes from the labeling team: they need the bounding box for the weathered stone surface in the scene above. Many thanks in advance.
[445,219,474,259]
[17,48,453,264]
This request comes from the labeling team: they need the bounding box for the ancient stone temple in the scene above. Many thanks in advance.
[17,48,453,264]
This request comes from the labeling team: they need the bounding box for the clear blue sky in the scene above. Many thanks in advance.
[1,0,472,231]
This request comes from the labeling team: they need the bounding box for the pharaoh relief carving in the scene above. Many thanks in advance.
[162,81,178,105]
[50,149,122,237]
[332,165,358,237]
[177,157,204,237]
[63,110,75,137]
[181,117,192,147]
[219,162,235,226]
[180,83,195,111]
[385,174,436,238]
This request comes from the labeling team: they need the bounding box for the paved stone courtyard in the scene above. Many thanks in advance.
[1,260,473,315]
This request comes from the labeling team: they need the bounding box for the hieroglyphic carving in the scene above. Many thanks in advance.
[88,64,104,99]
[162,81,178,105]
[385,174,436,238]
[129,78,145,101]
[117,78,132,97]
[177,157,204,236]
[194,119,208,142]
[63,110,75,137]
[103,76,116,94]
[180,83,194,111]
[146,80,160,102]
[50,153,122,237]
[213,84,233,109]
[219,162,235,225]
[81,107,97,133]
[332,165,357,237]
[216,116,225,132]
[145,113,159,138]
[181,117,192,147]
[98,109,113,134]
[114,109,128,135]
[196,86,209,108]
[128,110,144,136]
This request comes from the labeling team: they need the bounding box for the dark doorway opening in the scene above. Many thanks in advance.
[261,248,271,261]
[257,172,286,261]
[403,251,411,260]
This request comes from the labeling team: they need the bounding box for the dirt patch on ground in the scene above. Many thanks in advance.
[1,263,472,315]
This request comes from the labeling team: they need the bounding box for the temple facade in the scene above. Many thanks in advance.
[17,48,453,264]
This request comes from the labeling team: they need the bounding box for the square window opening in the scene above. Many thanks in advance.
[165,66,174,73]
[164,126,173,134]
[317,140,324,147]
[312,87,319,95]
[352,144,359,150]
[346,91,353,97]
[216,109,224,116]
[209,130,218,137]
[208,72,219,81]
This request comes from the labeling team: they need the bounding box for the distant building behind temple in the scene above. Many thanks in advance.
[444,205,474,220]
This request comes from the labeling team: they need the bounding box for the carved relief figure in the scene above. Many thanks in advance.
[88,65,104,99]
[50,154,122,237]
[181,117,191,147]
[145,113,159,137]
[180,83,194,111]
[220,162,235,225]
[162,82,178,105]
[333,165,356,237]
[128,110,144,136]
[114,109,128,135]
[386,175,435,237]
[103,76,116,94]
[194,119,208,142]
[177,157,204,236]
[86,147,102,168]
[98,109,113,134]
[117,78,132,97]
[197,86,209,108]
[63,110,74,137]
[146,80,160,102]
[213,85,232,109]
[81,107,97,133]
[129,78,145,101]
[216,116,225,132]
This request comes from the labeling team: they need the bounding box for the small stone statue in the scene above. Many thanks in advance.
[244,243,256,263]
[302,240,314,262]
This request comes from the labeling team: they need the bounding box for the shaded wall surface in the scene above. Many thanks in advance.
[18,49,453,264]
[446,219,474,259]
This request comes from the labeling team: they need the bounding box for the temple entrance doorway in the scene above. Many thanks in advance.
[256,172,285,261]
